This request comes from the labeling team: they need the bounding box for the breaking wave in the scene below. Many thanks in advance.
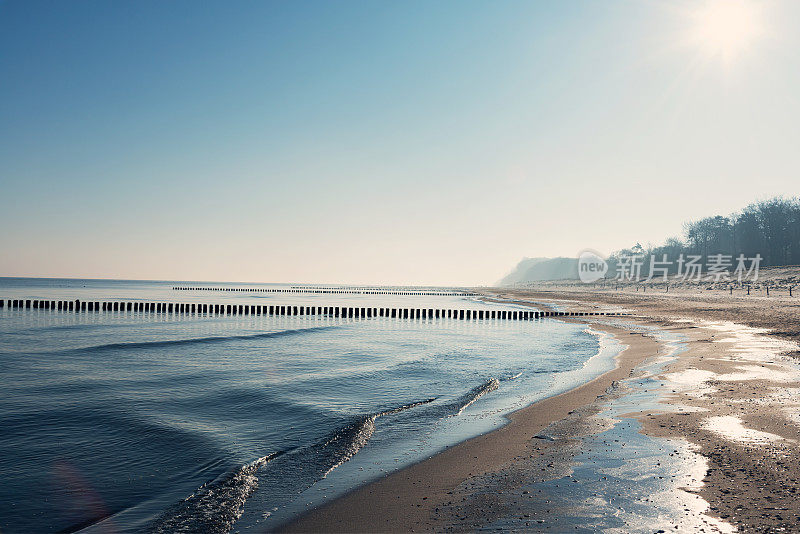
[453,378,500,415]
[320,398,437,477]
[150,452,284,533]
[150,398,436,532]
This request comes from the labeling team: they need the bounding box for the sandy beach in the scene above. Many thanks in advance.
[281,287,800,532]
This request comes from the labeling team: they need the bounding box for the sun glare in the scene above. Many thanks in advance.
[689,0,764,61]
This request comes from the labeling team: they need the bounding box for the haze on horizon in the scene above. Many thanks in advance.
[1,0,799,286]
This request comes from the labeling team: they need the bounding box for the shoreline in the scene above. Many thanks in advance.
[279,288,800,532]
[500,288,800,531]
[279,320,664,532]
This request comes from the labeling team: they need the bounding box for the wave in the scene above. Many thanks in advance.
[52,326,337,354]
[452,378,500,415]
[401,379,501,421]
[377,398,437,416]
[150,398,436,532]
[320,415,377,478]
[320,397,436,477]
[150,452,284,533]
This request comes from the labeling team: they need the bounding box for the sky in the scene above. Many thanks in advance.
[1,0,799,286]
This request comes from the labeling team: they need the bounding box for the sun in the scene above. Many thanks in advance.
[689,0,765,61]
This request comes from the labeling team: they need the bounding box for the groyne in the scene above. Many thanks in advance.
[0,299,628,320]
[172,287,477,296]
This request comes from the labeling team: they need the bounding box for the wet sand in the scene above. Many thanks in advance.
[500,287,800,532]
[638,319,800,531]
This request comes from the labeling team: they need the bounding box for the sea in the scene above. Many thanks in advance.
[0,278,620,533]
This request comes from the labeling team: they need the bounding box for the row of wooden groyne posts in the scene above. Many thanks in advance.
[0,298,629,320]
[172,286,477,296]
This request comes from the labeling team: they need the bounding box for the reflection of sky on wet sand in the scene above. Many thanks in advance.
[705,321,799,363]
[683,321,800,445]
[667,368,719,397]
[506,420,732,533]
[715,365,797,382]
[483,322,735,533]
[702,415,789,445]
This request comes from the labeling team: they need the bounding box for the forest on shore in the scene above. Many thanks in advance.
[500,196,800,285]
[610,196,800,271]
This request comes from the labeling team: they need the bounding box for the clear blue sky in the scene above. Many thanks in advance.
[2,0,799,285]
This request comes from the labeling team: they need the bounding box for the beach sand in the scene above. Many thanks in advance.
[500,287,800,531]
[280,288,800,532]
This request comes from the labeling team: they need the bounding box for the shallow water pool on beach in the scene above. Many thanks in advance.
[0,278,618,533]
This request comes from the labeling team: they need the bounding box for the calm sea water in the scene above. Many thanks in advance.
[0,278,619,533]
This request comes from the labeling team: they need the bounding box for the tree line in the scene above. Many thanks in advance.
[608,196,800,275]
